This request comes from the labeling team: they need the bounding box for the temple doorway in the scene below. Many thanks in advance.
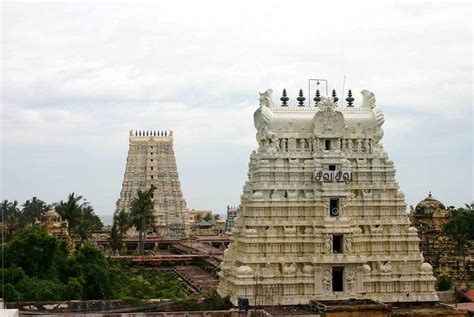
[332,267,344,292]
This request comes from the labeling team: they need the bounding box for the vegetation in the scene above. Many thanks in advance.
[1,194,103,244]
[129,185,156,255]
[203,212,213,222]
[54,193,103,244]
[194,213,203,223]
[443,203,474,286]
[0,226,186,302]
[435,275,452,291]
[109,209,131,253]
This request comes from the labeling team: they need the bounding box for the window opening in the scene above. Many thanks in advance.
[332,267,344,292]
[330,198,340,217]
[325,140,331,150]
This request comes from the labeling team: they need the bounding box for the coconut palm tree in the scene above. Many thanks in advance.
[110,209,130,253]
[21,197,49,226]
[129,185,156,255]
[444,204,474,287]
[1,200,21,241]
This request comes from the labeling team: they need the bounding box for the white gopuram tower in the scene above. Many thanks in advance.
[115,130,186,239]
[218,88,438,305]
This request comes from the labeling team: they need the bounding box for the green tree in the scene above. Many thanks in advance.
[21,197,49,226]
[203,212,212,222]
[213,214,221,221]
[129,185,156,255]
[1,200,22,241]
[435,275,452,291]
[69,243,112,299]
[55,193,103,242]
[444,203,474,286]
[109,223,122,252]
[4,226,68,279]
[110,209,130,253]
[194,213,203,223]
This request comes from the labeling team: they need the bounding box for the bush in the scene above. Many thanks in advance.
[436,275,452,291]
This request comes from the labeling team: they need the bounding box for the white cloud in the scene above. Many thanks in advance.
[1,1,472,214]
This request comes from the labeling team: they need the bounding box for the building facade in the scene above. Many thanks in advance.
[218,89,438,305]
[115,130,186,238]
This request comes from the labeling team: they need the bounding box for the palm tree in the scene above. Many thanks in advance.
[444,204,474,287]
[21,197,49,226]
[115,209,130,238]
[111,209,130,253]
[129,185,156,255]
[55,194,103,246]
[55,193,88,229]
[1,200,22,240]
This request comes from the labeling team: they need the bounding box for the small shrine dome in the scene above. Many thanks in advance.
[43,208,61,222]
[414,192,446,216]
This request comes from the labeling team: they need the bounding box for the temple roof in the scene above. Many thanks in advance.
[254,89,385,140]
[414,192,446,216]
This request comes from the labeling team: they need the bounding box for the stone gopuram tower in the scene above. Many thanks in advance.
[218,89,438,305]
[115,130,186,239]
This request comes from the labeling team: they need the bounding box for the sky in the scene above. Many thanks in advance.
[1,1,473,220]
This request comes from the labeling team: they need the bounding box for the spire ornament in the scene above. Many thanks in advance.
[280,89,289,107]
[297,89,305,107]
[346,89,354,107]
[313,89,321,106]
[332,89,339,103]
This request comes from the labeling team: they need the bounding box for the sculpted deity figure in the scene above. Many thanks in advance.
[346,269,356,293]
[324,235,333,253]
[356,139,362,152]
[345,236,353,253]
[313,137,321,151]
[323,269,332,292]
[288,138,296,152]
[379,261,393,273]
[268,133,280,153]
[364,138,370,152]
[309,137,315,152]
[280,138,287,152]
[347,139,353,151]
[299,138,308,151]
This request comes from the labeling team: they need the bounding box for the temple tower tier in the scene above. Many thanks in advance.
[115,130,186,239]
[217,89,438,306]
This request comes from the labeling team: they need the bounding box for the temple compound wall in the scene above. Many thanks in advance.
[218,88,438,306]
[115,130,186,239]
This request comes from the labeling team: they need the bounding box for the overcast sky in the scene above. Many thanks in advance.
[1,1,472,220]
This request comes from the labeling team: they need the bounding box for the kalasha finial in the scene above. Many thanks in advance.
[428,191,432,198]
[332,89,339,103]
[280,89,289,107]
[346,89,354,107]
[313,89,321,106]
[297,89,305,107]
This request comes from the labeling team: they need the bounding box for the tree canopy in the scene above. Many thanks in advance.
[0,226,186,302]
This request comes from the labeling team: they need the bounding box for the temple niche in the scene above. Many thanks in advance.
[217,88,438,306]
[410,192,474,288]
